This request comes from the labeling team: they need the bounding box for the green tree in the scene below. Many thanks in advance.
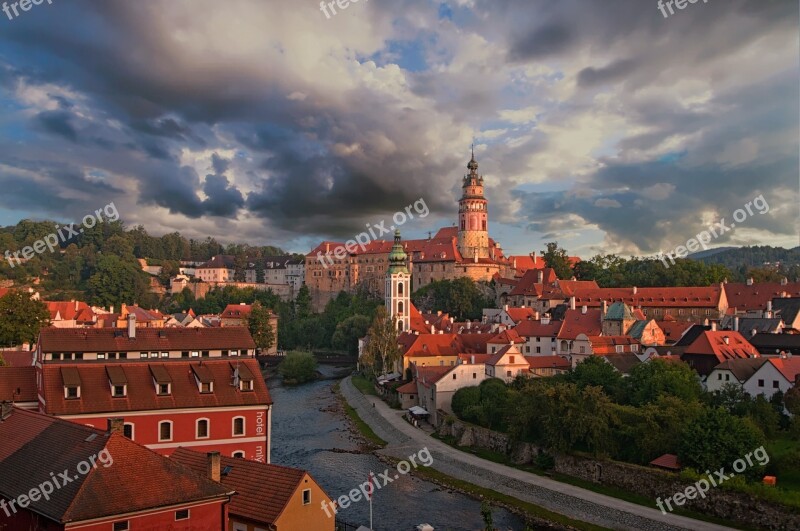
[567,356,623,397]
[332,314,371,356]
[625,358,702,406]
[452,386,481,421]
[0,290,51,347]
[363,307,400,377]
[295,284,312,319]
[412,277,494,320]
[278,350,318,384]
[86,255,149,307]
[248,302,276,352]
[541,242,573,280]
[678,406,766,478]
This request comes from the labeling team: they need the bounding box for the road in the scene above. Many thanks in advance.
[340,376,737,531]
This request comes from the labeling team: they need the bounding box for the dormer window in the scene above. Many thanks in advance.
[66,386,79,399]
[150,364,172,396]
[240,379,253,392]
[158,383,171,395]
[112,385,127,398]
[192,364,214,394]
[107,366,128,398]
[61,367,81,399]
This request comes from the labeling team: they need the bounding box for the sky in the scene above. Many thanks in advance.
[0,0,797,258]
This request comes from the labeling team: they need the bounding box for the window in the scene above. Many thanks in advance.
[97,353,106,360]
[233,417,245,436]
[240,379,254,392]
[112,385,126,398]
[175,509,189,521]
[123,423,134,440]
[758,379,764,387]
[191,351,200,357]
[202,351,210,357]
[159,421,173,442]
[119,352,127,359]
[472,373,477,379]
[232,451,245,458]
[615,345,624,353]
[302,489,311,505]
[536,347,541,354]
[506,370,512,377]
[161,352,169,358]
[182,351,189,358]
[158,383,171,395]
[525,346,530,353]
[718,373,722,380]
[201,382,213,394]
[509,356,515,363]
[65,386,79,399]
[773,381,780,389]
[452,374,457,380]
[149,352,158,358]
[579,346,586,354]
[140,352,147,359]
[725,374,730,381]
[197,419,209,439]
[113,522,129,531]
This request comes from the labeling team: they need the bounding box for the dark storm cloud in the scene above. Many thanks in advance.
[35,110,78,142]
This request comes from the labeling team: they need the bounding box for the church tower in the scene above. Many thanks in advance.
[457,148,490,260]
[385,229,411,332]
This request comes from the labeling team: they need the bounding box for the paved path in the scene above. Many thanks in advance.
[340,377,737,531]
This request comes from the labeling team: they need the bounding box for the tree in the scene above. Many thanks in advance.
[332,314,371,356]
[452,386,481,420]
[412,277,494,320]
[625,358,702,406]
[541,242,573,280]
[678,406,766,478]
[248,302,276,352]
[87,255,149,307]
[295,284,312,319]
[362,307,400,377]
[0,290,51,347]
[278,351,318,384]
[568,356,623,398]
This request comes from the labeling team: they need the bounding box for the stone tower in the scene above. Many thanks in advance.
[385,229,411,332]
[457,148,490,260]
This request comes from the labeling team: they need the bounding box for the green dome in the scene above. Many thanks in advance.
[387,229,409,274]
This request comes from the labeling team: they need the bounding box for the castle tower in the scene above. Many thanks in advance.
[385,229,411,332]
[457,148,490,260]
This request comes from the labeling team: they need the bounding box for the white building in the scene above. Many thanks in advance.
[385,230,411,332]
[743,357,800,399]
[706,358,768,393]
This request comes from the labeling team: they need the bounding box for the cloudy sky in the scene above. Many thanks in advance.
[0,0,797,258]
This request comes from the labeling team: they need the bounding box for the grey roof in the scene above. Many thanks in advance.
[711,357,769,382]
[603,353,642,375]
[749,333,800,356]
[627,320,648,339]
[605,301,634,321]
[674,324,712,346]
[720,316,783,338]
[772,297,800,326]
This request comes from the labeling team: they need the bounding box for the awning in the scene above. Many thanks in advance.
[408,406,429,416]
[377,371,401,384]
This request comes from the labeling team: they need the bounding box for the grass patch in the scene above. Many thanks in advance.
[409,464,611,531]
[351,374,378,396]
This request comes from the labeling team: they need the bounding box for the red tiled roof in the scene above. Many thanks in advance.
[769,358,800,383]
[571,286,722,308]
[221,304,253,319]
[0,350,34,367]
[525,355,571,369]
[514,319,562,338]
[505,307,536,323]
[415,365,453,387]
[488,328,525,345]
[509,268,559,297]
[457,353,493,364]
[650,454,681,471]
[38,326,256,352]
[558,309,602,340]
[0,367,37,402]
[684,331,760,364]
[199,255,236,269]
[486,345,527,366]
[724,282,800,312]
[656,319,694,343]
[43,300,94,322]
[171,448,315,526]
[584,336,641,355]
[0,408,231,524]
[396,381,418,394]
[41,359,271,416]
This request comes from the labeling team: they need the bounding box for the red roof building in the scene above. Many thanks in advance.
[0,366,37,409]
[0,350,34,367]
[723,281,800,313]
[0,408,233,530]
[681,330,760,376]
[34,326,272,463]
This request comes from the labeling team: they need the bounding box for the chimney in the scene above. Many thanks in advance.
[127,314,136,339]
[503,304,509,312]
[767,300,773,313]
[207,451,221,482]
[602,300,608,316]
[632,286,638,295]
[581,305,588,314]
[537,271,544,284]
[569,297,576,310]
[533,311,540,320]
[711,322,718,332]
[781,277,788,286]
[74,300,79,311]
[722,336,730,345]
[437,310,442,316]
[747,277,754,286]
[466,321,472,330]
[541,316,550,325]
[470,355,475,364]
[107,417,124,434]
[0,401,13,421]
[733,316,739,332]
[430,325,435,334]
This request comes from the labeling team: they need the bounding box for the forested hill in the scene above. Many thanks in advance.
[692,246,800,271]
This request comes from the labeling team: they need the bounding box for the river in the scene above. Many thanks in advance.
[268,368,528,531]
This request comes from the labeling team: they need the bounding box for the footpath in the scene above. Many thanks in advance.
[340,376,736,531]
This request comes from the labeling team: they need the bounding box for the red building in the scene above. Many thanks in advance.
[0,406,233,530]
[34,323,272,462]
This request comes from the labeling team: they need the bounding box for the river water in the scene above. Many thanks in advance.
[268,369,527,531]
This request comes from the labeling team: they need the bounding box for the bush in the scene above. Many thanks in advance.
[452,386,481,420]
[278,351,318,384]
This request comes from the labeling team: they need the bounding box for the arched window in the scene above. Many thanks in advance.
[232,417,245,437]
[482,220,487,231]
[397,302,404,315]
[397,320,404,331]
[158,421,172,442]
[232,451,245,458]
[397,283,404,296]
[196,418,210,439]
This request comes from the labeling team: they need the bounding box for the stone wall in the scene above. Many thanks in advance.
[436,414,800,531]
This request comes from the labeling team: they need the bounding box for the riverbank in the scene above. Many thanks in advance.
[339,376,736,531]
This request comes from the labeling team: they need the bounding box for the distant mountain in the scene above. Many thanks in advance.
[690,246,800,269]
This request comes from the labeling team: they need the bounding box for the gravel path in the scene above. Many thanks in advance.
[340,377,737,531]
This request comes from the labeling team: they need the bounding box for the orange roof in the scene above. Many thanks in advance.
[0,350,34,367]
[488,328,525,345]
[457,353,493,364]
[656,319,694,343]
[584,336,641,355]
[505,307,537,323]
[221,304,253,319]
[415,365,453,387]
[44,300,94,322]
[486,344,527,366]
[558,309,602,340]
[571,286,723,308]
[509,268,559,297]
[684,331,760,364]
[396,381,418,394]
[525,355,571,369]
[724,282,800,311]
[38,326,256,352]
[650,454,681,471]
[768,358,800,383]
[171,448,315,526]
[515,319,562,338]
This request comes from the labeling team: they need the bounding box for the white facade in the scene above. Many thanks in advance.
[417,363,488,425]
[386,271,411,332]
[705,368,742,393]
[744,361,794,399]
